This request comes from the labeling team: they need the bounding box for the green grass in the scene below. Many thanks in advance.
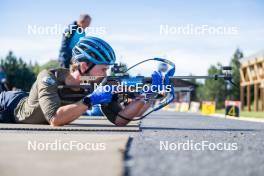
[215,109,264,118]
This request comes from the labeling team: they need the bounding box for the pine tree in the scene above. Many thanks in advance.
[197,63,227,108]
[0,51,36,91]
[229,48,243,100]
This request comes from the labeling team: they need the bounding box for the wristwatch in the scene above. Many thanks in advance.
[82,96,92,107]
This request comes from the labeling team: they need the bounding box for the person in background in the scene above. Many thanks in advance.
[0,67,8,92]
[58,14,91,68]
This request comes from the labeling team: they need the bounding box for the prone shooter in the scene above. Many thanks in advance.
[0,36,174,126]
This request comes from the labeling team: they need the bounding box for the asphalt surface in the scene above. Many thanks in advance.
[125,111,264,176]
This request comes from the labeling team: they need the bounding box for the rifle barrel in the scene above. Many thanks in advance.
[143,74,230,83]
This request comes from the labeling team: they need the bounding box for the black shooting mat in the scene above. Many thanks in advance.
[0,116,140,132]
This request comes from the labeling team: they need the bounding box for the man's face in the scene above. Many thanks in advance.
[80,19,91,29]
[70,63,109,85]
[89,64,109,77]
[88,64,109,84]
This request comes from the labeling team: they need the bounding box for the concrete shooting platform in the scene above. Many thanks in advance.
[0,133,130,176]
[0,116,138,176]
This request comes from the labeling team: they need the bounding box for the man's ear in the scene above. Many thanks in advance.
[79,62,88,74]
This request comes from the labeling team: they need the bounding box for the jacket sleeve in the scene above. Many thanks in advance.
[58,22,77,63]
[37,70,61,122]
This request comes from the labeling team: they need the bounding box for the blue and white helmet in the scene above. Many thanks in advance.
[72,36,116,65]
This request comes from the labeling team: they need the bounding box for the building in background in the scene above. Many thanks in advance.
[240,50,264,112]
[170,79,197,103]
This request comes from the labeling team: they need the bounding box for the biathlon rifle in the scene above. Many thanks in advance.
[58,58,236,120]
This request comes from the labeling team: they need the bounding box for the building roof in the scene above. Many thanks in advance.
[171,79,197,87]
[240,50,264,64]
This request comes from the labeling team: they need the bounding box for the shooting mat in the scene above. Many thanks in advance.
[0,116,140,132]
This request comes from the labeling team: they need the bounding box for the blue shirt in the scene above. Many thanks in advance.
[69,31,85,50]
[0,71,7,82]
